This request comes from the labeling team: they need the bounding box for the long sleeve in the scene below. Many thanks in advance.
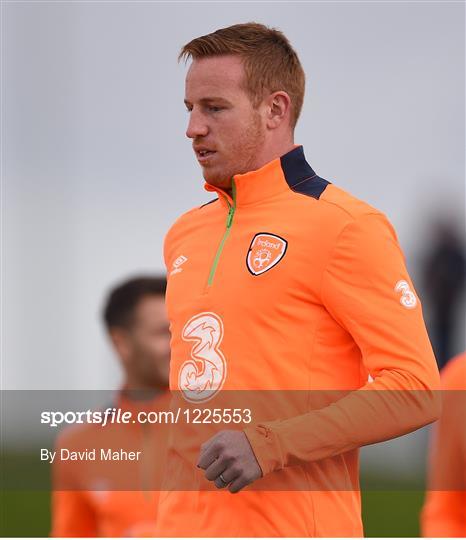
[245,212,441,474]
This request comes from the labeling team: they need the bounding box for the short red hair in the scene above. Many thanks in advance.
[179,22,306,129]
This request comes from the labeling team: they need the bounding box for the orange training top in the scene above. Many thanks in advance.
[421,352,466,537]
[158,145,440,537]
[51,390,171,537]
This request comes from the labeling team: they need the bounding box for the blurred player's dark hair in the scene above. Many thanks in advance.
[103,276,167,331]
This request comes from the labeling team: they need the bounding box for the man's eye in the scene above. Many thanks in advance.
[208,106,222,112]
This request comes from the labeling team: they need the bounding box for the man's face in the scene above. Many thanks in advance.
[184,55,267,188]
[119,295,170,389]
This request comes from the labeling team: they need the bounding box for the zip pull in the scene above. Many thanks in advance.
[225,179,236,228]
[226,205,234,228]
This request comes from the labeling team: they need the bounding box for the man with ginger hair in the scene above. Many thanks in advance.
[157,22,440,536]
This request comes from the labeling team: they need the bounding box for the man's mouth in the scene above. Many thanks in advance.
[196,149,217,163]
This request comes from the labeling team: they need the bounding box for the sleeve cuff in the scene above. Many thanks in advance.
[243,423,285,476]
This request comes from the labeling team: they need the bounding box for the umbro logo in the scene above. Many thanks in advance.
[170,255,188,276]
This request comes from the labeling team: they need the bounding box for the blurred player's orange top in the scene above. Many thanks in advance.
[421,352,466,537]
[158,145,440,536]
[51,391,171,537]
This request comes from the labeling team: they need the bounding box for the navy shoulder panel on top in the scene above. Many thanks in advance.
[280,145,330,200]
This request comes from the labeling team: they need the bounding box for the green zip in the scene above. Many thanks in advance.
[207,180,236,287]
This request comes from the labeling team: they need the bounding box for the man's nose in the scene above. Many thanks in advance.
[186,110,209,139]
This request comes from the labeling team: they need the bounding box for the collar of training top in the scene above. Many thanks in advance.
[204,145,328,207]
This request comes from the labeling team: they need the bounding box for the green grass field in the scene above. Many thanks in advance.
[1,452,427,537]
[0,490,426,537]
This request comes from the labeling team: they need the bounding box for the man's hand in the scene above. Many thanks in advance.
[197,430,263,493]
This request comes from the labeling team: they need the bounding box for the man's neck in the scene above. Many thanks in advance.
[251,139,295,172]
[213,138,296,195]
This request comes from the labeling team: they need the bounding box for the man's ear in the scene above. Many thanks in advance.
[265,91,292,129]
[109,327,131,361]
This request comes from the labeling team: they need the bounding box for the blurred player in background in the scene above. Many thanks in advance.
[157,22,440,537]
[421,352,466,537]
[51,276,171,537]
[422,221,465,369]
